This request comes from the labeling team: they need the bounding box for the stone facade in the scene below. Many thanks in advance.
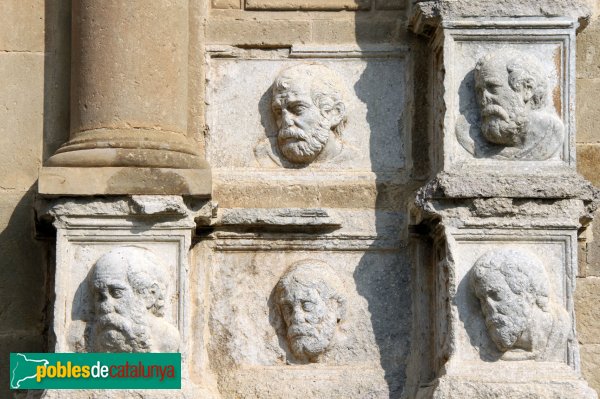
[0,1,599,398]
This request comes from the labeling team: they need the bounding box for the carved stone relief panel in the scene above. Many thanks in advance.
[86,246,180,353]
[452,235,574,366]
[433,19,577,168]
[454,43,566,162]
[203,243,410,398]
[205,46,408,172]
[470,248,570,362]
[61,241,182,353]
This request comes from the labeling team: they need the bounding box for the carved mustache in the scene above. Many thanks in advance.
[287,324,317,339]
[279,128,308,141]
[482,104,510,122]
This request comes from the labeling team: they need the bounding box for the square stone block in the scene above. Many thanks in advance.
[0,0,44,52]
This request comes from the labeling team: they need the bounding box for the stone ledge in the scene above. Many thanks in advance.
[245,0,370,11]
[410,0,591,35]
[38,167,212,196]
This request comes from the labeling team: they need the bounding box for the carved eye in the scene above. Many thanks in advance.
[302,301,315,312]
[290,104,307,114]
[109,287,125,299]
[272,107,282,117]
[487,290,501,301]
[486,83,501,95]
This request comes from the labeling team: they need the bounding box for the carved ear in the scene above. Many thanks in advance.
[520,77,535,103]
[327,101,346,127]
[141,283,161,309]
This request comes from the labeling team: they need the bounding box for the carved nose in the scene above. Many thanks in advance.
[290,307,305,324]
[281,110,294,127]
[481,90,493,106]
[97,299,113,315]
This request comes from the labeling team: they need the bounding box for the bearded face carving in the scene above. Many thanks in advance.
[274,260,346,363]
[271,64,348,165]
[87,247,180,353]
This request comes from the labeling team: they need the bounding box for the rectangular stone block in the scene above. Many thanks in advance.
[577,143,600,187]
[312,17,402,43]
[206,18,311,46]
[0,54,44,191]
[245,0,370,10]
[212,0,241,8]
[576,78,600,143]
[375,0,405,10]
[205,51,407,171]
[38,167,212,196]
[580,344,600,394]
[577,18,600,80]
[575,277,600,344]
[582,220,600,277]
[0,192,47,332]
[0,0,44,52]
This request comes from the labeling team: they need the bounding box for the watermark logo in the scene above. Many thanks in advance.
[10,353,181,390]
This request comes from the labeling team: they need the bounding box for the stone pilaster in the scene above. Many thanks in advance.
[38,0,211,196]
[407,1,598,397]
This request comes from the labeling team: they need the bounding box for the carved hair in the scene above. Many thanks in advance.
[90,246,168,317]
[273,63,348,135]
[470,249,550,312]
[275,259,347,321]
[475,50,550,110]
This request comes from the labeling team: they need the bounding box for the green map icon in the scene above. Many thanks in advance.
[10,353,49,389]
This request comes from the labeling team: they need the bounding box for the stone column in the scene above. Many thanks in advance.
[406,1,598,398]
[38,0,211,196]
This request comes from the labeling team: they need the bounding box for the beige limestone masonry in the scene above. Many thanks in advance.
[245,0,371,10]
[0,1,599,399]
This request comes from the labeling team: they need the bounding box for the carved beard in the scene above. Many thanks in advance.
[287,313,337,362]
[92,306,151,352]
[484,309,528,352]
[481,104,525,146]
[277,122,330,164]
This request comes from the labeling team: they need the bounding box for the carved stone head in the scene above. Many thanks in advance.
[271,63,348,164]
[274,260,346,362]
[474,50,562,155]
[88,246,179,353]
[470,249,569,360]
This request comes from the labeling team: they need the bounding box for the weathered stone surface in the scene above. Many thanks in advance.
[581,344,600,393]
[575,277,600,345]
[580,221,600,277]
[577,79,600,143]
[38,167,212,196]
[413,0,591,23]
[206,48,407,171]
[245,0,370,10]
[0,54,43,191]
[86,247,181,353]
[471,49,564,160]
[206,19,311,46]
[0,192,47,332]
[577,19,600,80]
[207,248,409,397]
[0,0,44,52]
[471,249,570,361]
[44,0,209,176]
[212,0,241,9]
[578,144,600,187]
[311,17,403,44]
[376,0,404,10]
